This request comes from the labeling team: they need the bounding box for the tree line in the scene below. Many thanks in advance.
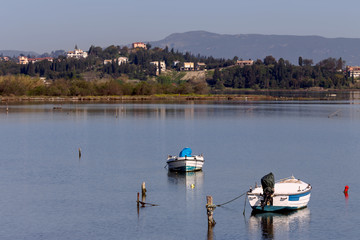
[209,56,352,89]
[0,44,356,97]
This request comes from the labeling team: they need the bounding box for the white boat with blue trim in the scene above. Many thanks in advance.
[166,148,204,172]
[247,173,311,212]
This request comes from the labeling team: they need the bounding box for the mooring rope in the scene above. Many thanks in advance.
[216,191,248,207]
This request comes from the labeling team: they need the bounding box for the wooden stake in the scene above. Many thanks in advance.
[206,196,216,226]
[78,148,82,158]
[141,182,147,198]
[137,192,140,207]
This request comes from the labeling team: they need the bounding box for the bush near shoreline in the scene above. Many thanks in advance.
[0,75,356,103]
[0,75,209,97]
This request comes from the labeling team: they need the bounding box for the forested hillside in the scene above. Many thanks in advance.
[0,44,356,97]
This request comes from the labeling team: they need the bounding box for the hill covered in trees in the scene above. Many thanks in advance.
[209,56,350,90]
[0,44,357,97]
[151,31,360,66]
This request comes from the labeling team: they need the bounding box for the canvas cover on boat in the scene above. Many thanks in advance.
[179,148,192,157]
[261,172,275,194]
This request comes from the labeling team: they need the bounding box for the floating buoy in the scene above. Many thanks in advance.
[344,185,349,194]
[190,184,195,189]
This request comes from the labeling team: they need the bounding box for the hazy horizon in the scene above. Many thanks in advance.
[2,0,360,53]
[2,30,360,55]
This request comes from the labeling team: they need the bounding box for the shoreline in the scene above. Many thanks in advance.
[0,94,317,103]
[1,89,359,103]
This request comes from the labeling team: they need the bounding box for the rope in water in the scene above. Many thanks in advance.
[216,191,248,207]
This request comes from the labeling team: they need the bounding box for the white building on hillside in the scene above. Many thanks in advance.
[236,60,254,67]
[104,57,129,65]
[67,47,88,59]
[150,61,166,74]
[18,56,29,64]
[346,66,360,78]
[181,62,194,71]
[118,56,128,65]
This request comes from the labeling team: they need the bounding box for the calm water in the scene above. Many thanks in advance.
[0,101,359,240]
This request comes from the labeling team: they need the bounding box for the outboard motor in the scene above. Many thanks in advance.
[261,172,275,209]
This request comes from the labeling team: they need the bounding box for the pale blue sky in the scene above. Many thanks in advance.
[1,0,359,53]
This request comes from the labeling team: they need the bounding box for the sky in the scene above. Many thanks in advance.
[1,0,360,54]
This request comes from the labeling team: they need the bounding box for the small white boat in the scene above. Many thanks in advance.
[166,148,204,172]
[247,173,312,212]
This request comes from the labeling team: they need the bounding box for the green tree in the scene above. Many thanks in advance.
[264,55,276,65]
[298,56,303,66]
[303,59,313,67]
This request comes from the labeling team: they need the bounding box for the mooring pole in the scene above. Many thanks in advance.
[141,182,147,198]
[137,192,140,207]
[206,196,216,227]
[78,148,82,159]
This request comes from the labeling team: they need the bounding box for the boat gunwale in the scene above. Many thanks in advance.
[166,157,205,164]
[247,187,312,197]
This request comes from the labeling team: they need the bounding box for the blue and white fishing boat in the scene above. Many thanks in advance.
[247,173,312,212]
[166,148,204,172]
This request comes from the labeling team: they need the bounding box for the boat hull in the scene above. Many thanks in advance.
[247,178,311,212]
[166,156,204,172]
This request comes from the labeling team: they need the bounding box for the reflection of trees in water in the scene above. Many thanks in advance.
[249,208,311,240]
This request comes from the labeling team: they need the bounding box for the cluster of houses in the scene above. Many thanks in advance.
[103,57,129,66]
[16,47,88,64]
[2,43,264,75]
[3,42,360,79]
[18,56,54,65]
[0,56,10,62]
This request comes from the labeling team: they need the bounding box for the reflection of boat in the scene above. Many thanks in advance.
[248,208,311,239]
[247,173,312,212]
[167,171,204,188]
[167,171,204,210]
[166,148,204,172]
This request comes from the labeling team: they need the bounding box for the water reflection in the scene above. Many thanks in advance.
[223,90,360,101]
[4,101,360,121]
[167,171,204,212]
[248,208,310,240]
[167,171,204,190]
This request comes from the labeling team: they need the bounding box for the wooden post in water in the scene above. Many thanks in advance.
[141,182,147,198]
[78,148,82,159]
[206,196,216,227]
[137,192,140,207]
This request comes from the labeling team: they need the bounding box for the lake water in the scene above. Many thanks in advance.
[0,101,359,240]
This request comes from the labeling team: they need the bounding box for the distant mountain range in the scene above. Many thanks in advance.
[3,31,360,66]
[0,50,65,58]
[0,50,39,58]
[150,31,360,66]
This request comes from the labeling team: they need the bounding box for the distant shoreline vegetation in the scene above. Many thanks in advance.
[0,45,359,97]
